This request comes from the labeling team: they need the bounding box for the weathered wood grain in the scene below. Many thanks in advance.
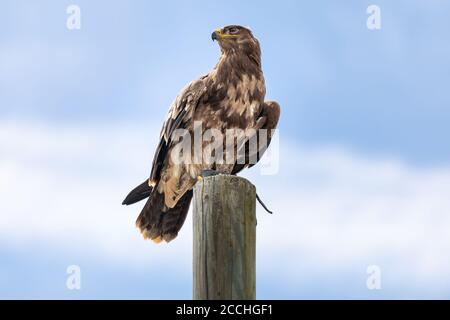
[193,175,256,300]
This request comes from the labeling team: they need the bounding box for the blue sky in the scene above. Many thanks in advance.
[1,1,450,299]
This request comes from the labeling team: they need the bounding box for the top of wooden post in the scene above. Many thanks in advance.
[194,174,256,194]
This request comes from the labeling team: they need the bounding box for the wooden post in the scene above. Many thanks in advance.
[193,174,256,300]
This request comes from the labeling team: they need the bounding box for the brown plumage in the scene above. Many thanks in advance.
[123,25,280,243]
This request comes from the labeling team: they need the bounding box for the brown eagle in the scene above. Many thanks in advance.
[123,25,280,243]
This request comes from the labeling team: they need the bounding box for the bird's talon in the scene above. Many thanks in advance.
[201,169,220,178]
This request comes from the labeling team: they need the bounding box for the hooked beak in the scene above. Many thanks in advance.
[211,29,221,41]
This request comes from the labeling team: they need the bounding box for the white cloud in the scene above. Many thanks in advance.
[1,120,450,294]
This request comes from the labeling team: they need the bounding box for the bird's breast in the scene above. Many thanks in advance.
[223,74,265,118]
[196,71,266,129]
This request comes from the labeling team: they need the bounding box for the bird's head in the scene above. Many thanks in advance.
[212,25,260,60]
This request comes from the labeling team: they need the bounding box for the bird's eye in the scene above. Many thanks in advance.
[228,27,239,34]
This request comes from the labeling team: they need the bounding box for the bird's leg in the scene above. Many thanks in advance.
[197,169,221,181]
[201,169,221,178]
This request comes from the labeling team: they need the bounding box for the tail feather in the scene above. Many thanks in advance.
[122,180,153,205]
[136,189,193,243]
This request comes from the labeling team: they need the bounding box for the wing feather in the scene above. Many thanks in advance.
[149,78,207,183]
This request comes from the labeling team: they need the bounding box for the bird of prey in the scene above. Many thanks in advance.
[123,25,280,243]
